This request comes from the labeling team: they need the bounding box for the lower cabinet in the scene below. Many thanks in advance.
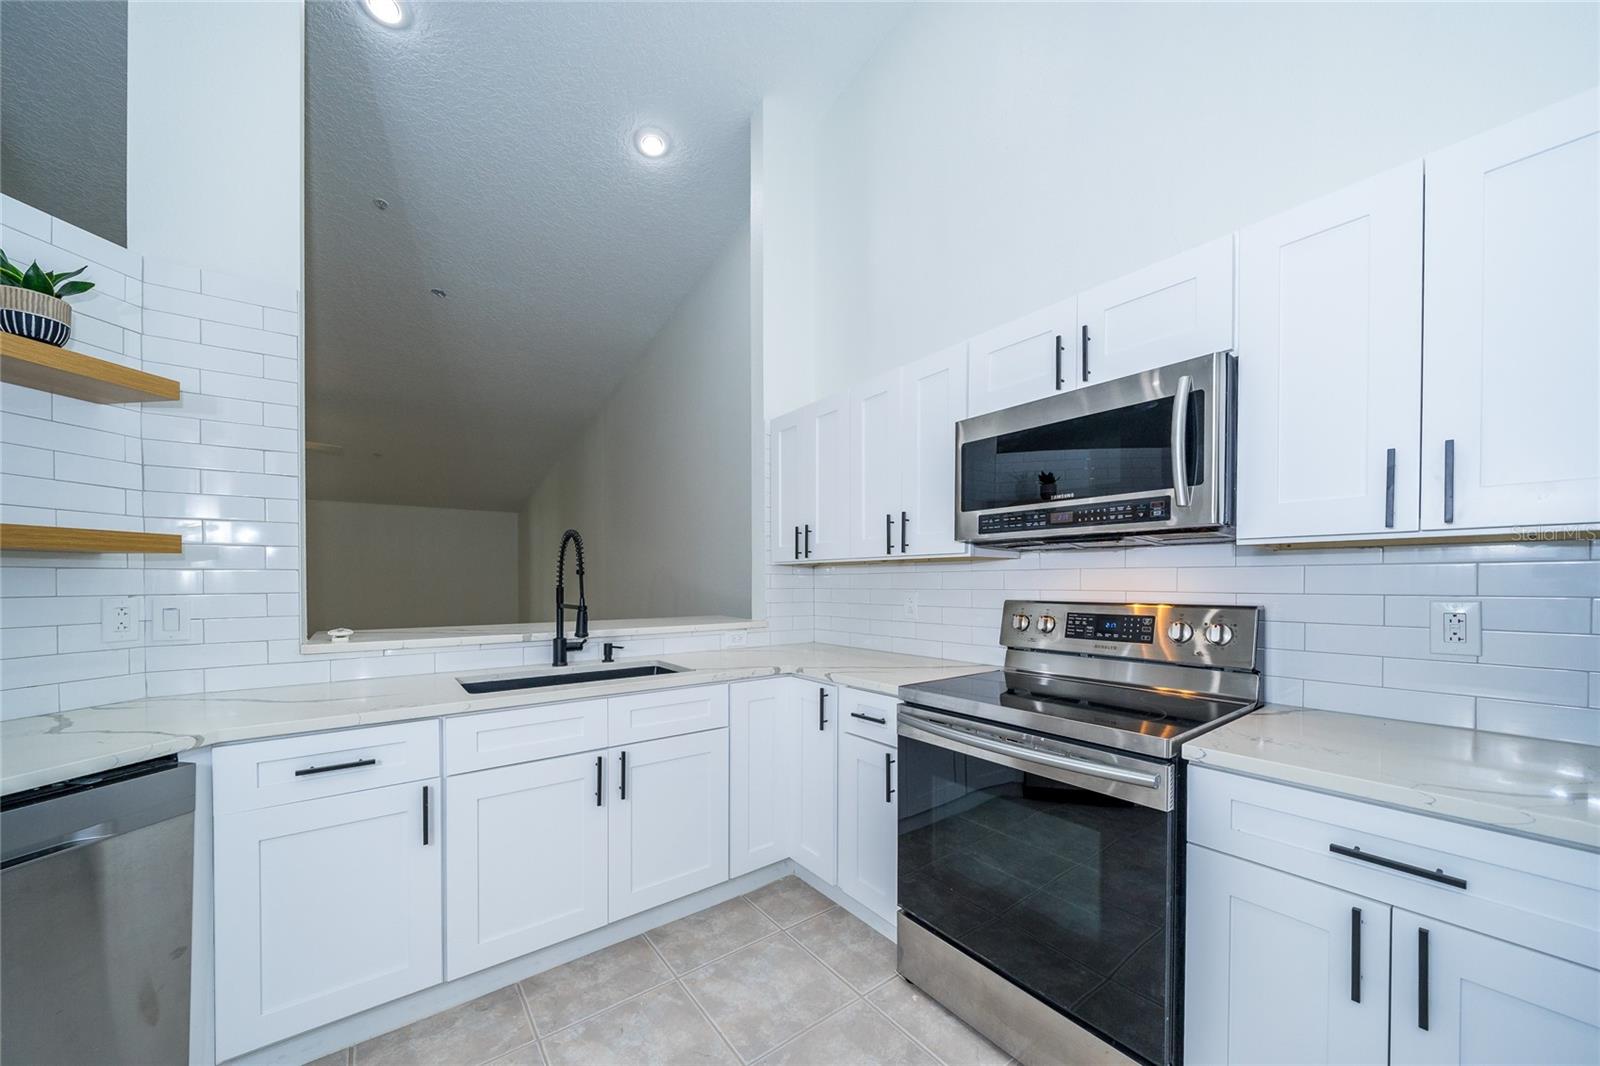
[214,779,442,1060]
[837,730,897,925]
[730,679,796,876]
[794,683,839,883]
[444,752,608,980]
[609,729,730,920]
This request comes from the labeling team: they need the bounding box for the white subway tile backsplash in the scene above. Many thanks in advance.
[143,492,265,521]
[142,309,202,342]
[1383,657,1589,707]
[143,440,265,473]
[1479,561,1600,597]
[1305,563,1476,595]
[142,335,264,377]
[0,626,58,658]
[199,370,296,406]
[52,453,142,490]
[205,661,329,691]
[2,474,127,515]
[2,649,131,689]
[263,308,299,335]
[200,470,297,499]
[1481,597,1594,634]
[203,570,298,594]
[1,194,52,238]
[199,421,297,452]
[1300,681,1476,728]
[1479,631,1600,671]
[58,673,145,712]
[143,283,263,328]
[1475,697,1600,747]
[201,268,298,313]
[201,320,297,358]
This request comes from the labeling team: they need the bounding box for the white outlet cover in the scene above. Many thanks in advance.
[1429,600,1481,656]
[100,596,142,643]
[903,593,919,619]
[148,596,198,643]
[723,630,748,648]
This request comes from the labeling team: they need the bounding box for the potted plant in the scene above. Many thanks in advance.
[0,249,95,346]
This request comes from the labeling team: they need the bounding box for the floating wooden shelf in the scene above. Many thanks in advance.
[0,332,180,404]
[0,524,184,554]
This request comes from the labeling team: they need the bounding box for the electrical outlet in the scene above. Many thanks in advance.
[903,593,919,620]
[723,630,749,648]
[1429,600,1481,656]
[100,597,141,643]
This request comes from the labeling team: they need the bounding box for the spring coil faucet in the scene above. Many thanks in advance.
[552,529,589,666]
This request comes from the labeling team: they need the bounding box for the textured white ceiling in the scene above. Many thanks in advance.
[306,1,906,510]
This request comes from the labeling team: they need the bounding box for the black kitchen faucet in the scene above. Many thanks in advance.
[552,528,589,666]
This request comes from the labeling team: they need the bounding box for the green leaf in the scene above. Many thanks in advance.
[0,262,23,285]
[55,279,95,298]
[21,262,52,295]
[47,266,88,296]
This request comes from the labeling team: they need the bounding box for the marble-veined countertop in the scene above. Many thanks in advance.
[0,644,991,796]
[1184,705,1600,851]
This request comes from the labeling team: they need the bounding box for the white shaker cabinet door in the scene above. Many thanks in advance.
[847,369,905,559]
[1390,910,1600,1066]
[898,343,969,556]
[1076,235,1234,384]
[1236,161,1424,541]
[794,682,839,883]
[444,753,608,980]
[837,731,897,926]
[809,393,851,561]
[966,298,1077,416]
[729,679,797,877]
[1422,89,1600,530]
[770,407,814,564]
[608,730,730,920]
[1184,846,1390,1066]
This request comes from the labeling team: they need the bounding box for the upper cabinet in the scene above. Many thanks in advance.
[1076,235,1235,384]
[1421,90,1600,531]
[769,407,813,563]
[846,368,905,558]
[1236,162,1424,541]
[966,298,1077,416]
[897,345,969,556]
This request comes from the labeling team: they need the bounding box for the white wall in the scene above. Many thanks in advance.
[307,501,519,633]
[798,2,1600,400]
[126,0,303,290]
[521,225,754,624]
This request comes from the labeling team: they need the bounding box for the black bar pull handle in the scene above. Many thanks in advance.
[900,511,908,553]
[1350,907,1362,1003]
[421,785,431,846]
[851,711,887,725]
[618,750,627,800]
[819,688,829,730]
[885,513,894,554]
[885,752,895,803]
[295,757,377,777]
[794,525,800,559]
[1054,334,1064,390]
[1080,324,1090,382]
[595,755,603,807]
[1384,448,1396,529]
[1329,844,1467,889]
[1443,439,1455,524]
[804,524,812,558]
[1418,927,1430,1030]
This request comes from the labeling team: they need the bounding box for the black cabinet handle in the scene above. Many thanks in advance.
[1080,324,1090,382]
[1350,907,1362,1003]
[819,688,829,730]
[1054,333,1064,390]
[885,513,894,554]
[793,525,801,559]
[1328,844,1467,889]
[885,752,895,803]
[421,785,431,846]
[295,758,377,777]
[900,511,908,553]
[595,755,603,806]
[851,711,887,725]
[618,750,627,800]
[804,524,812,558]
[1384,448,1396,529]
[1443,439,1455,524]
[1418,927,1430,1030]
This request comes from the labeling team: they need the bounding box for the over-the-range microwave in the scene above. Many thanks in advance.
[956,350,1236,548]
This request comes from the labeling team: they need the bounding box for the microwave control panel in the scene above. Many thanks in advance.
[977,495,1170,535]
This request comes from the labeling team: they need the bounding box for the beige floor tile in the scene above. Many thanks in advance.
[761,1000,938,1066]
[484,1041,546,1066]
[520,935,674,1034]
[646,897,780,974]
[304,1052,350,1066]
[788,907,898,993]
[868,978,1009,1066]
[540,983,739,1066]
[743,876,834,928]
[354,986,534,1066]
[681,933,855,1061]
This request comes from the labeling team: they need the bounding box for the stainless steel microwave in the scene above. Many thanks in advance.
[956,351,1235,547]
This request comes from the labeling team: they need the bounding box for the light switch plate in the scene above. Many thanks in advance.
[1429,600,1481,656]
[903,593,919,620]
[149,596,198,643]
[100,597,141,643]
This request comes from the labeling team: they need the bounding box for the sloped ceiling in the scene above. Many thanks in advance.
[305,1,906,510]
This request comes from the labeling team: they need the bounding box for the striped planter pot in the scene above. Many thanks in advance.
[0,289,72,346]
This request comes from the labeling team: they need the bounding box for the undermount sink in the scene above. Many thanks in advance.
[459,663,681,695]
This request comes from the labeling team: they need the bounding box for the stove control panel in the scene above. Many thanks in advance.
[999,600,1261,670]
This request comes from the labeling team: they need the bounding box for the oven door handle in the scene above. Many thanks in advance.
[1169,373,1193,509]
[898,710,1161,791]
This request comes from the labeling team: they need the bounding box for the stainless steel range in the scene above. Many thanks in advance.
[895,600,1262,1066]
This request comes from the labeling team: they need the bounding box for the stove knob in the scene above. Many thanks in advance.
[1011,613,1031,632]
[1203,621,1235,647]
[1166,620,1194,644]
[1037,615,1057,635]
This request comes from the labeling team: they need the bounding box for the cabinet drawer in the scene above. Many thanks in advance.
[840,689,897,745]
[608,684,728,745]
[214,721,440,814]
[444,698,607,775]
[1188,767,1600,969]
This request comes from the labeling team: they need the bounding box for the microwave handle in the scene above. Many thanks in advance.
[1170,373,1193,509]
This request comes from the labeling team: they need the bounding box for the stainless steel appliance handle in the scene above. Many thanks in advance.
[1170,373,1193,508]
[899,710,1160,790]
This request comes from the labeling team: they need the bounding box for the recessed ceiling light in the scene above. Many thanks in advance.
[635,129,670,159]
[430,288,447,298]
[360,0,406,28]
[373,197,389,211]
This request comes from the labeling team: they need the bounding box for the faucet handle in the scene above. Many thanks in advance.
[575,605,589,639]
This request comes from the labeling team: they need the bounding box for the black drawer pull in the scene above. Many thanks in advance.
[421,785,431,846]
[1418,927,1430,1030]
[885,752,895,803]
[595,755,603,807]
[619,750,627,800]
[1350,907,1362,1003]
[819,688,829,730]
[295,758,377,777]
[1329,844,1467,889]
[851,712,887,725]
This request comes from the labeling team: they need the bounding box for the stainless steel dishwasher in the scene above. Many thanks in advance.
[1,757,196,1065]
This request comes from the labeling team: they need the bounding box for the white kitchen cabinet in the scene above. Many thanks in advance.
[1236,162,1425,541]
[214,779,442,1059]
[794,682,839,883]
[770,406,812,563]
[444,753,608,980]
[729,679,796,877]
[898,344,969,556]
[966,298,1077,416]
[1389,910,1600,1065]
[1185,846,1391,1066]
[837,730,897,925]
[608,729,730,920]
[1076,235,1234,384]
[847,368,904,558]
[808,394,851,560]
[1421,89,1600,531]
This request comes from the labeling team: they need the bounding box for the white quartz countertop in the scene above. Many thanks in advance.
[1184,705,1600,851]
[0,644,989,796]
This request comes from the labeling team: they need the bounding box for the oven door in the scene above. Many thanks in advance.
[896,706,1180,1066]
[955,351,1233,545]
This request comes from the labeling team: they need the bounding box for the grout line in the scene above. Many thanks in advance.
[674,970,760,1065]
[779,924,886,998]
[862,991,955,1066]
[512,973,541,1039]
[747,993,864,1065]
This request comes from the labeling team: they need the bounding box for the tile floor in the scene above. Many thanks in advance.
[307,877,1012,1066]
